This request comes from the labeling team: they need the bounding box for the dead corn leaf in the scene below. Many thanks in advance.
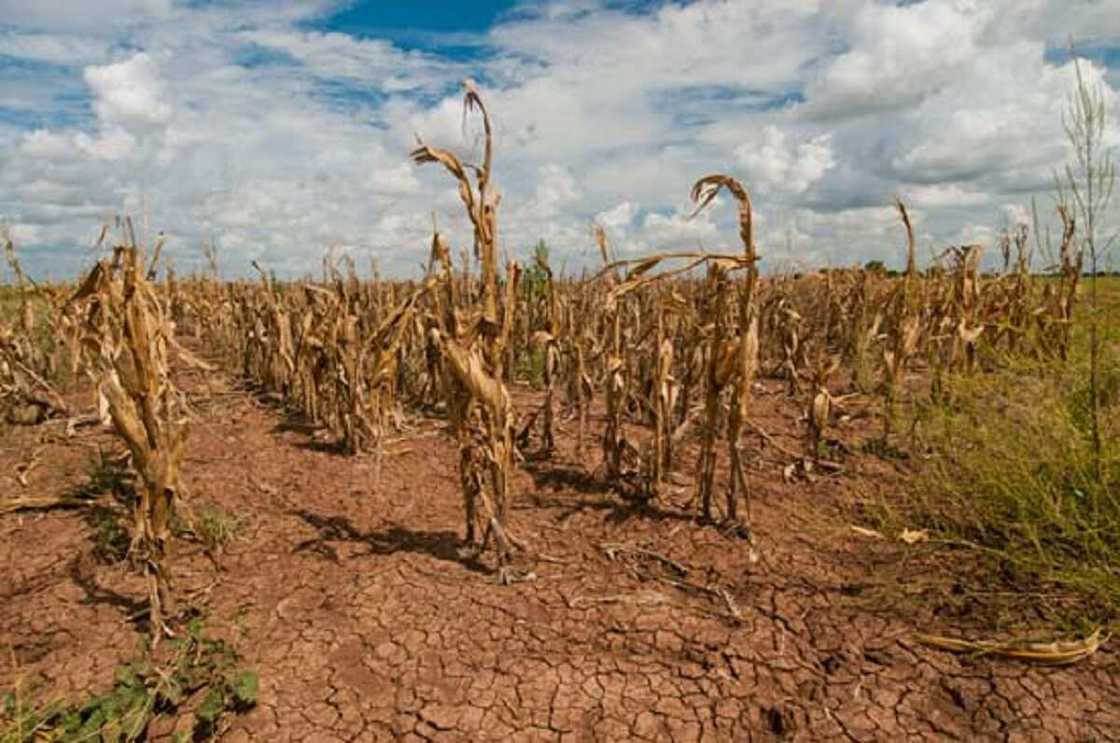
[899,528,929,544]
[915,628,1108,666]
[15,445,45,487]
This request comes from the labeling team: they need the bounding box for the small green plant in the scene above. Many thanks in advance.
[815,438,842,462]
[516,347,548,388]
[859,435,908,461]
[520,239,551,303]
[1,619,258,742]
[86,505,131,563]
[75,452,136,563]
[515,239,553,388]
[176,503,243,559]
[197,505,241,550]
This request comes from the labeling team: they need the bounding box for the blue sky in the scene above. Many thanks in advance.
[1,0,1119,280]
[313,0,522,36]
[303,0,521,64]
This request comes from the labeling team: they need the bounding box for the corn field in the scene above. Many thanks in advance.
[0,85,1088,638]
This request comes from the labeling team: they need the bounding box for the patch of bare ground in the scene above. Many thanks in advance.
[2,368,1117,742]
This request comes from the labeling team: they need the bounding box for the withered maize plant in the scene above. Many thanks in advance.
[1,230,74,424]
[68,231,200,642]
[3,80,1092,607]
[690,175,759,527]
[411,81,526,577]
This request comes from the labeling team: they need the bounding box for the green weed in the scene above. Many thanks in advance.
[0,619,258,742]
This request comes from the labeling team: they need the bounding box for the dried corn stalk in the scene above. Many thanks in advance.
[68,237,198,643]
[806,354,840,459]
[690,175,759,528]
[1041,205,1080,359]
[881,201,921,438]
[412,81,525,576]
[1,231,71,423]
[599,228,631,486]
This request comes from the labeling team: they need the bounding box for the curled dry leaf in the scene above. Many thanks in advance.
[915,628,1108,666]
[15,445,45,487]
[899,528,930,544]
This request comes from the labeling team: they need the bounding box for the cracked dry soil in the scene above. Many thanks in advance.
[2,371,1118,742]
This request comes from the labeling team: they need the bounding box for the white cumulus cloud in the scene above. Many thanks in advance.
[84,53,172,126]
[0,0,1116,278]
[735,126,835,194]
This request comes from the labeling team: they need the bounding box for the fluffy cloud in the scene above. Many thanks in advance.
[84,53,172,126]
[596,202,638,232]
[734,126,835,194]
[803,1,992,119]
[0,0,1118,279]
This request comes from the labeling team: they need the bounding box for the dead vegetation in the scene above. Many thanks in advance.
[0,80,1115,733]
[65,223,210,642]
